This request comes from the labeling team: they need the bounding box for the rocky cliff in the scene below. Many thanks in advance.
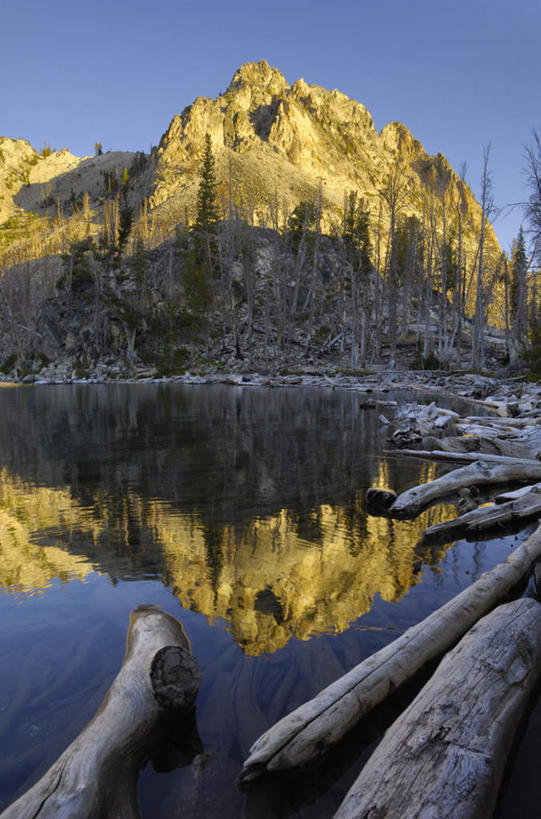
[150,59,499,254]
[1,60,499,262]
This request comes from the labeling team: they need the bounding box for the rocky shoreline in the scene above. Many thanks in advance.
[2,365,539,417]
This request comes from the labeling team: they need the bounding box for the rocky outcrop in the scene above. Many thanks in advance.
[150,60,499,259]
[1,60,499,268]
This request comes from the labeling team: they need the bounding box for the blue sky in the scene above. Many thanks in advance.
[2,0,540,252]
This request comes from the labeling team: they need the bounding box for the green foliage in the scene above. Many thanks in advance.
[156,346,190,377]
[437,236,457,291]
[413,338,441,370]
[511,227,527,318]
[182,246,213,326]
[117,200,133,254]
[521,321,541,377]
[132,235,148,286]
[288,200,317,252]
[343,192,372,273]
[194,133,219,235]
[0,353,17,373]
[59,237,96,293]
[40,143,54,158]
[130,152,147,174]
[94,142,103,156]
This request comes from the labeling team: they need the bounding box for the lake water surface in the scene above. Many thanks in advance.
[0,383,531,817]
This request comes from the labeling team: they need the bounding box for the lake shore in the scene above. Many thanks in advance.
[2,365,539,419]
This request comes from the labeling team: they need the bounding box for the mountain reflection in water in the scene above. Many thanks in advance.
[0,383,515,817]
[0,466,454,654]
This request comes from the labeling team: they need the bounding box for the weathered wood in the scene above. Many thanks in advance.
[334,598,541,819]
[239,524,541,781]
[2,607,201,819]
[461,415,541,428]
[496,483,541,503]
[423,487,541,543]
[427,425,541,460]
[388,459,541,519]
[386,448,541,466]
[456,486,480,514]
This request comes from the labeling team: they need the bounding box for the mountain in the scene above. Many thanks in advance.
[0,61,506,378]
[1,60,498,260]
[150,59,498,253]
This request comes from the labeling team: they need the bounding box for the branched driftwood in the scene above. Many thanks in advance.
[334,598,541,819]
[1,607,201,819]
[239,524,541,782]
[384,448,541,466]
[423,486,541,543]
[381,459,541,519]
[422,425,541,460]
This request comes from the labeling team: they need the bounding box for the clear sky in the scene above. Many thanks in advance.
[2,0,540,252]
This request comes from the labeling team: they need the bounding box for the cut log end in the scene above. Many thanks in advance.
[150,645,201,712]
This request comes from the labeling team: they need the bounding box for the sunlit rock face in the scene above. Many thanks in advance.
[151,60,499,259]
[0,461,453,655]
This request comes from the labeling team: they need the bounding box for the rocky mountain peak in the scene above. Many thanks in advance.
[225,59,288,100]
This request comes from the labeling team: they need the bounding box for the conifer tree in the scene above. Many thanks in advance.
[195,133,219,240]
[510,226,528,365]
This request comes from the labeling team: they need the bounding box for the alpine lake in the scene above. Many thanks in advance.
[0,382,536,817]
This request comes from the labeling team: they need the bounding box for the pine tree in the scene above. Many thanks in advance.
[510,226,528,366]
[195,134,219,236]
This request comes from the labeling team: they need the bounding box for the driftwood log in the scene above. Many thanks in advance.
[334,598,541,819]
[384,459,541,519]
[1,607,201,819]
[423,486,541,543]
[422,425,541,460]
[385,448,541,465]
[495,483,541,503]
[239,524,541,782]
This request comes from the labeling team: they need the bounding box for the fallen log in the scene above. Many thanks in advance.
[460,415,541,428]
[334,598,541,819]
[423,487,541,544]
[426,425,541,460]
[385,448,541,466]
[239,524,541,782]
[388,459,541,519]
[2,607,201,819]
[496,483,541,503]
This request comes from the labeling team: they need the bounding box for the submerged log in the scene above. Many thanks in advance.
[239,524,541,782]
[388,459,541,519]
[423,486,541,543]
[2,607,201,819]
[334,598,541,819]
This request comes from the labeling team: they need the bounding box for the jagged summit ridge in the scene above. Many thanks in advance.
[150,59,491,254]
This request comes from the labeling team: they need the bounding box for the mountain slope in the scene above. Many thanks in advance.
[150,59,499,258]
